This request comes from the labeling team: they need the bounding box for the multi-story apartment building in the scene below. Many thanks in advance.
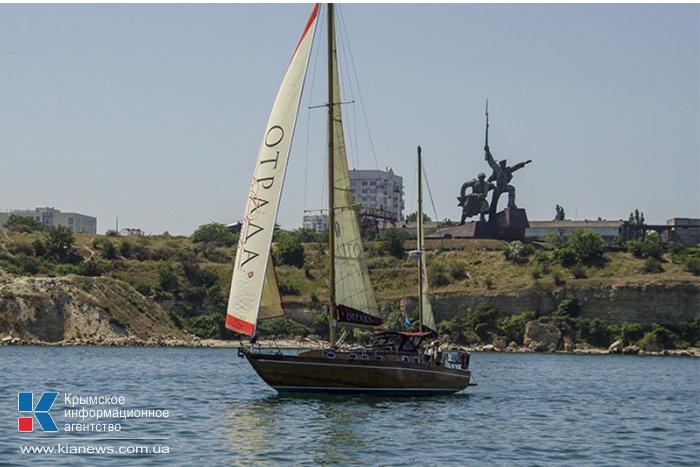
[0,207,97,234]
[349,168,404,221]
[303,214,329,233]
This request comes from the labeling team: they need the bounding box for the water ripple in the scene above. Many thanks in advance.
[1,348,698,465]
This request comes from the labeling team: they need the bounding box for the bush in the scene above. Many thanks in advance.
[379,228,409,259]
[541,232,567,249]
[504,241,533,264]
[32,239,47,257]
[108,314,126,328]
[45,226,78,263]
[642,257,663,274]
[447,260,468,280]
[555,296,580,318]
[257,317,310,338]
[552,270,565,286]
[312,312,330,339]
[135,284,153,297]
[553,247,577,267]
[627,238,663,260]
[273,234,305,268]
[3,214,45,233]
[428,262,449,287]
[192,222,237,247]
[575,318,614,347]
[290,228,321,243]
[185,310,229,339]
[119,241,132,258]
[76,260,104,277]
[616,322,645,344]
[158,265,179,292]
[684,257,700,276]
[438,315,471,345]
[278,278,301,296]
[465,302,498,342]
[498,311,535,344]
[568,229,606,266]
[101,241,117,260]
[637,324,685,351]
[569,263,587,279]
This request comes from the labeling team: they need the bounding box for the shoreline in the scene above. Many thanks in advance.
[2,335,699,358]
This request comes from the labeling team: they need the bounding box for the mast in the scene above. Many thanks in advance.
[417,146,424,333]
[327,3,337,348]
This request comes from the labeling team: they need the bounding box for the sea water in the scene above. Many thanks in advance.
[1,347,698,466]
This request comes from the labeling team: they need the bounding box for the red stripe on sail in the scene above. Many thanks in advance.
[225,314,255,336]
[291,3,320,60]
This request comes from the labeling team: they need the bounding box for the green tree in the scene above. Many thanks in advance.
[405,211,431,223]
[568,228,606,266]
[158,264,179,292]
[273,233,305,268]
[45,226,76,262]
[626,238,662,260]
[192,222,236,247]
[32,239,47,257]
[498,311,536,344]
[290,228,320,243]
[554,204,565,221]
[379,228,409,259]
[629,209,645,226]
[3,214,45,233]
[101,241,117,260]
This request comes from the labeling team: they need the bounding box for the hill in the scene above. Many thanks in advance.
[0,226,698,350]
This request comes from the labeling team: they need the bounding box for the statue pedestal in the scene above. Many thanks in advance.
[425,220,493,239]
[425,208,529,241]
[491,208,529,241]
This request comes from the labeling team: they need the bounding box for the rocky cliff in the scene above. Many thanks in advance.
[427,282,699,325]
[0,270,189,344]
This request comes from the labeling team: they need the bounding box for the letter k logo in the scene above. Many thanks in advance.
[18,392,59,432]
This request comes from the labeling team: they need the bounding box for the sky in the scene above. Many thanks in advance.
[1,3,698,235]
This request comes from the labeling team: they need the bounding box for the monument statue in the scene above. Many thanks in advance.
[484,144,532,216]
[458,172,494,224]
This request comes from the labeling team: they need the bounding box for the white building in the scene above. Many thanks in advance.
[119,228,145,237]
[303,214,328,233]
[349,168,404,221]
[0,207,97,234]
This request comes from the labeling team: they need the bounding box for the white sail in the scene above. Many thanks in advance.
[330,19,380,326]
[417,148,437,332]
[226,4,319,336]
[420,259,437,332]
[259,255,284,320]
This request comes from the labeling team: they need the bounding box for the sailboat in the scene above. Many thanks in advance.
[226,4,472,395]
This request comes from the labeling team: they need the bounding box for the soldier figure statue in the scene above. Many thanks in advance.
[484,145,532,216]
[458,172,494,224]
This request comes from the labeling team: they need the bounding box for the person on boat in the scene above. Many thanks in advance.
[484,145,532,216]
[426,339,441,365]
[458,172,494,224]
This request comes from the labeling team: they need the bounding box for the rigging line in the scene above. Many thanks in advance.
[337,5,380,172]
[303,5,325,216]
[422,162,440,224]
[336,6,360,171]
[408,152,418,220]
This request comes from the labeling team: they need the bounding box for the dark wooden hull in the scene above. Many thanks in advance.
[243,350,472,396]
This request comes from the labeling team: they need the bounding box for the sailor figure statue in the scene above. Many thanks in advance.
[484,145,532,217]
[458,172,494,224]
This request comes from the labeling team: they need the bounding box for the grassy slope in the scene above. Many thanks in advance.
[1,230,697,338]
